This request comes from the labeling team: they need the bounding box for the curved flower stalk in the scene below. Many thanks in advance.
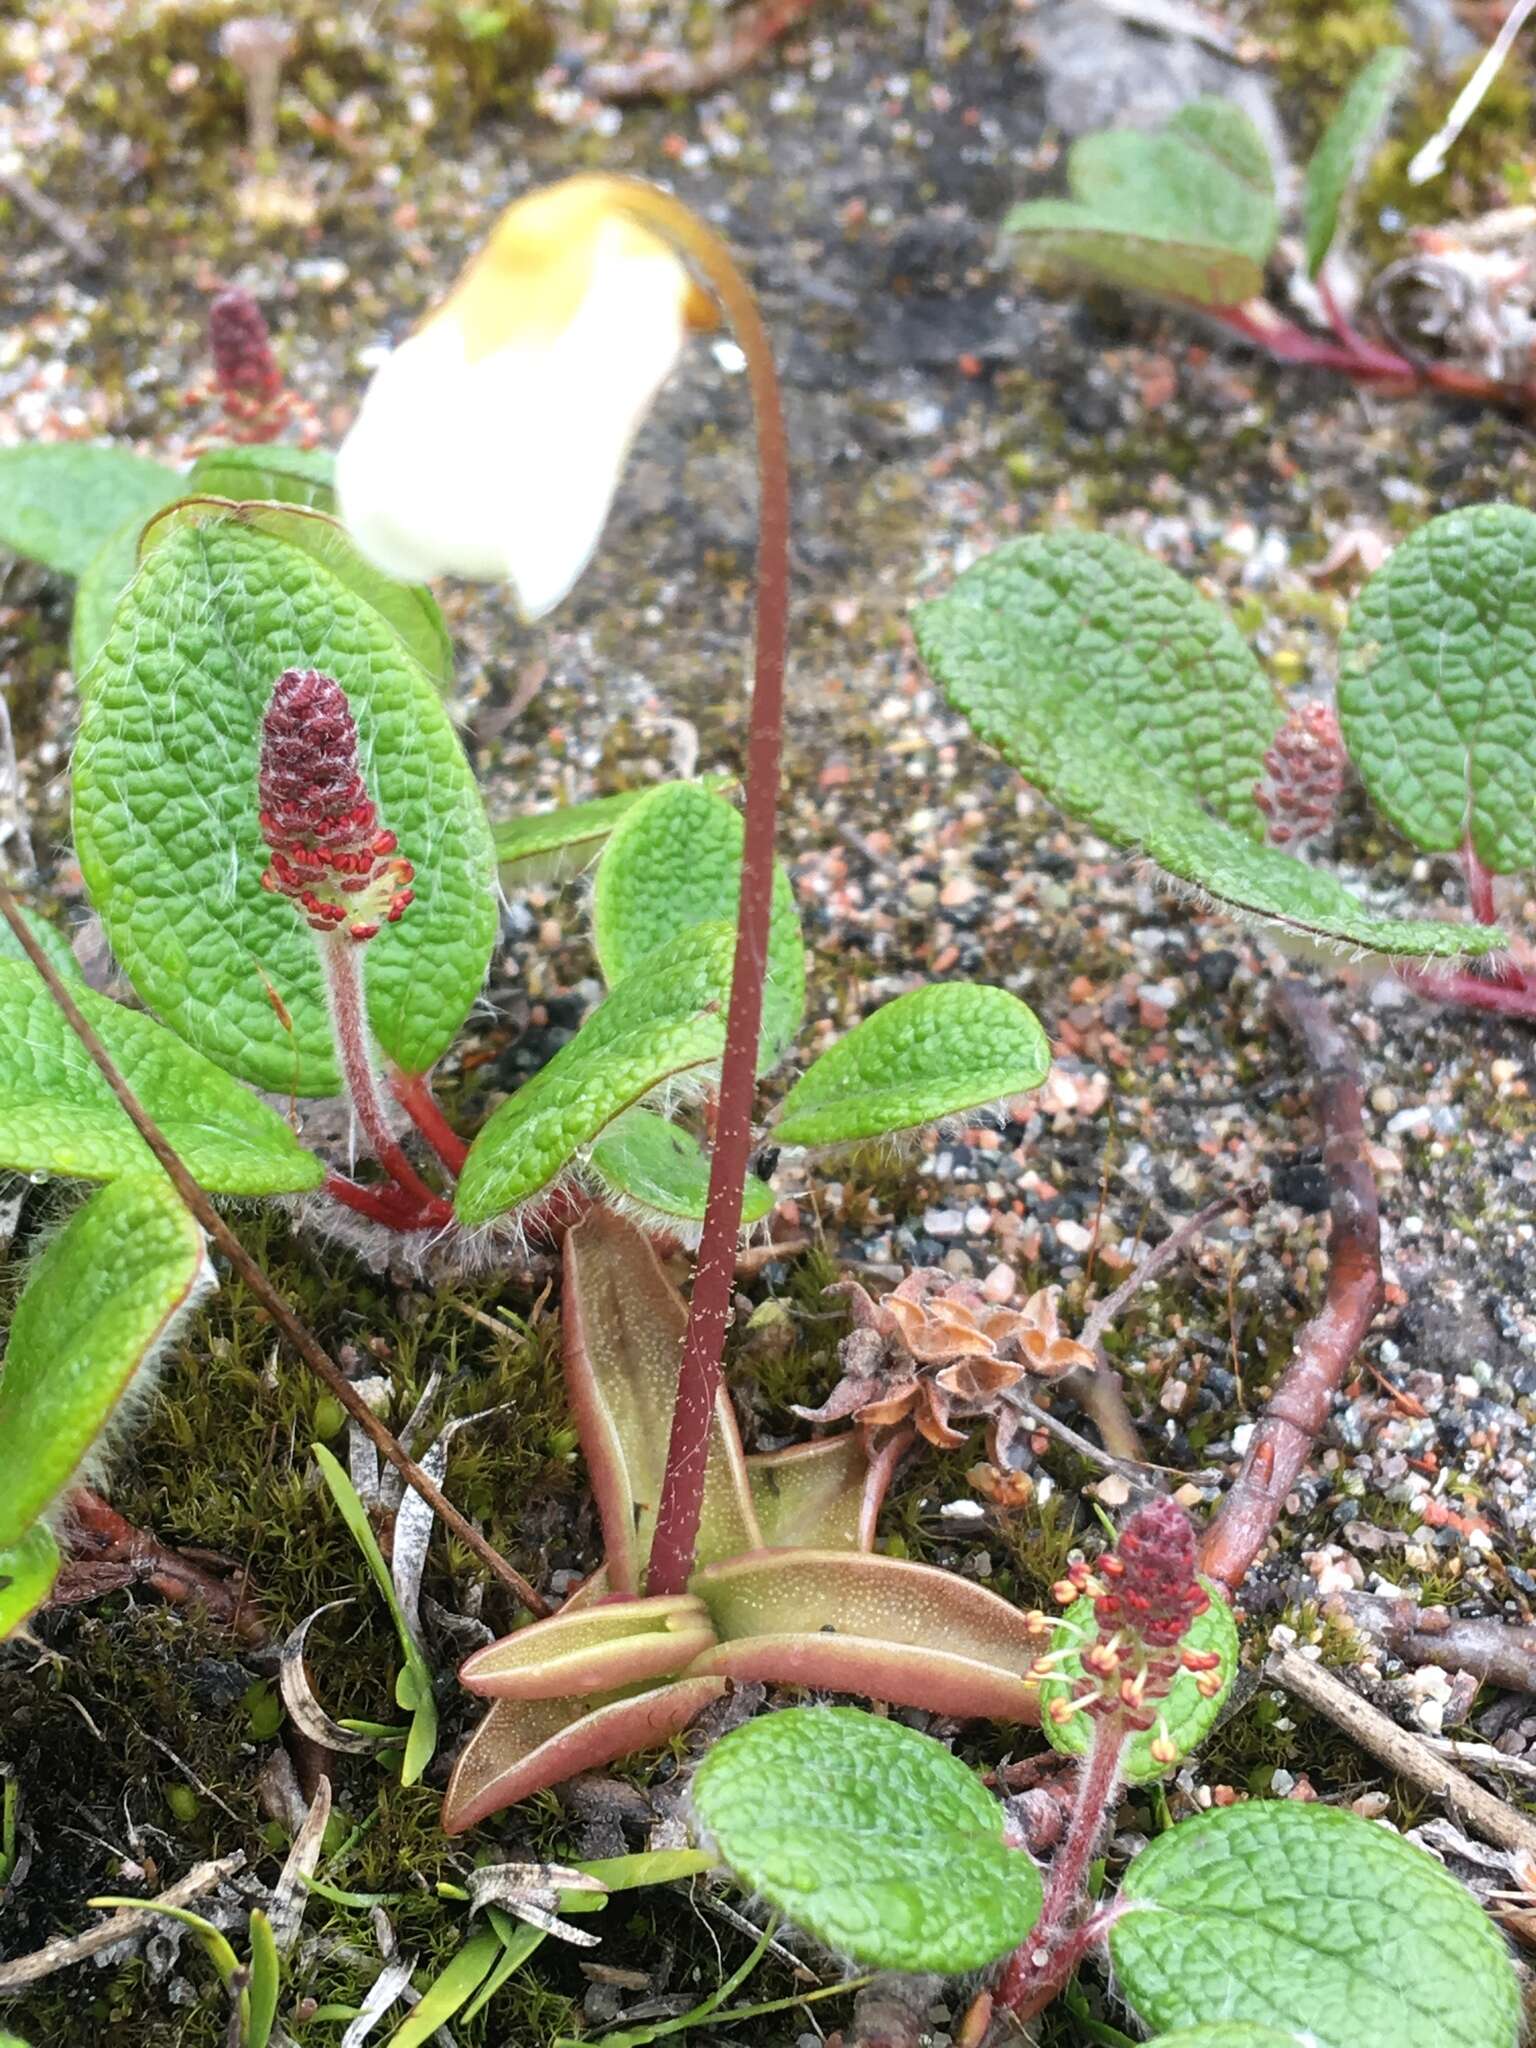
[338,174,794,1598]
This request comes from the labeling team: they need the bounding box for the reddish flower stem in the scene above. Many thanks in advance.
[1206,298,1536,413]
[1461,833,1501,927]
[0,877,547,1614]
[1199,981,1381,1595]
[388,1064,470,1175]
[994,1712,1127,2018]
[319,931,453,1226]
[607,184,792,1600]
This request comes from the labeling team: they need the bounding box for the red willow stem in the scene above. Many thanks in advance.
[1461,833,1500,927]
[1396,959,1536,1018]
[320,931,452,1223]
[994,1711,1128,2018]
[389,1064,469,1175]
[1199,980,1381,1595]
[325,1170,445,1231]
[608,183,792,1600]
[0,878,548,1615]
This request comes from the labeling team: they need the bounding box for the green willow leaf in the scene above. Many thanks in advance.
[0,1523,61,1641]
[692,1707,1042,1973]
[149,496,454,690]
[1006,100,1278,307]
[1110,1802,1521,2048]
[588,1110,775,1234]
[1304,48,1414,275]
[493,778,735,888]
[773,984,1050,1149]
[73,511,495,1093]
[592,781,805,1064]
[0,1176,207,1550]
[0,443,180,577]
[72,446,336,678]
[1144,2030,1307,2047]
[0,906,84,985]
[1039,1579,1236,1783]
[0,963,324,1194]
[918,536,1507,960]
[1338,502,1536,872]
[455,924,737,1227]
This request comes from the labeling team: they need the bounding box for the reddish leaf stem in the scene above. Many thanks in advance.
[1206,298,1536,413]
[388,1063,470,1175]
[1199,981,1381,1595]
[1461,833,1501,927]
[607,185,792,1600]
[993,1711,1127,2018]
[324,1170,446,1231]
[0,879,547,1615]
[320,932,452,1223]
[1396,959,1536,1019]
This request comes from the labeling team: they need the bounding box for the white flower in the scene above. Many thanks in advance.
[336,179,714,621]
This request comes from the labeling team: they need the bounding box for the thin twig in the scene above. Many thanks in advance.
[1266,1644,1536,1859]
[1331,1590,1536,1695]
[1079,1189,1261,1353]
[0,1852,246,1991]
[0,168,107,267]
[1003,1390,1169,1487]
[0,880,548,1617]
[1200,982,1380,1595]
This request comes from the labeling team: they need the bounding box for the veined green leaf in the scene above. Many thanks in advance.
[455,924,737,1227]
[1110,1802,1521,2048]
[186,443,336,508]
[690,1706,1042,1973]
[493,778,736,888]
[1304,48,1414,276]
[73,511,495,1093]
[0,443,180,577]
[588,1111,774,1236]
[1338,502,1536,872]
[773,984,1050,1149]
[0,1176,208,1550]
[1006,100,1278,308]
[592,781,805,1065]
[0,962,325,1194]
[0,906,84,985]
[918,536,1507,960]
[0,1524,61,1641]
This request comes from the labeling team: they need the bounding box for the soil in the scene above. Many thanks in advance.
[2,0,1536,2043]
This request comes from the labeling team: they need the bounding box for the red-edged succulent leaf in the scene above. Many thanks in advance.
[459,1594,718,1701]
[562,1208,759,1592]
[441,1678,728,1834]
[687,1549,1047,1721]
[747,1436,868,1551]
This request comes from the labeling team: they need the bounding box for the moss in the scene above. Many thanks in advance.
[1360,59,1534,255]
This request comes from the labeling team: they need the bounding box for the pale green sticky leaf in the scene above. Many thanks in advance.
[0,906,84,985]
[246,1908,280,2048]
[1338,502,1536,873]
[493,777,736,888]
[312,1443,438,1785]
[0,962,325,1193]
[1304,48,1414,276]
[73,512,495,1093]
[1110,1801,1522,2048]
[0,1176,206,1549]
[1039,1578,1237,1783]
[0,1524,61,1641]
[0,2030,34,2047]
[382,1931,502,2048]
[1006,100,1278,307]
[690,1706,1043,1973]
[0,443,180,577]
[916,533,1280,830]
[148,496,454,690]
[462,1909,546,2023]
[455,923,737,1227]
[589,1110,775,1233]
[592,781,806,1064]
[71,445,336,677]
[917,538,1508,960]
[1144,2031,1308,2047]
[187,443,336,508]
[773,984,1050,1149]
